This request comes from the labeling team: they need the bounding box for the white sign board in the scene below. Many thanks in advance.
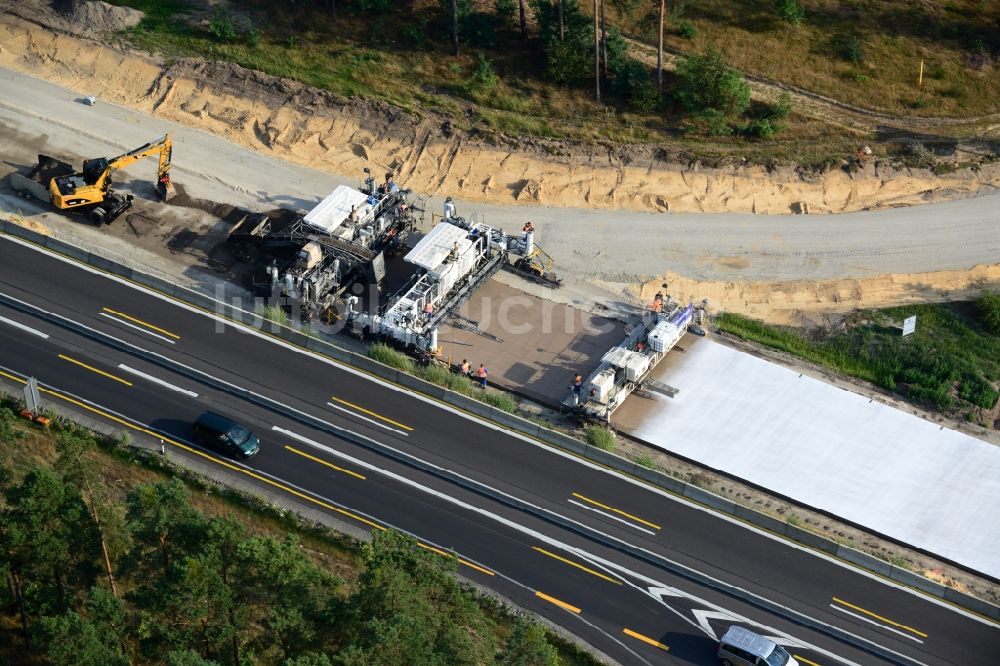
[902,315,917,337]
[23,377,40,413]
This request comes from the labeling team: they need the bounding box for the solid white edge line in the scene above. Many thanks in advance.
[2,234,996,630]
[567,499,657,536]
[829,604,925,644]
[117,364,198,398]
[100,312,177,343]
[0,313,49,339]
[326,401,408,436]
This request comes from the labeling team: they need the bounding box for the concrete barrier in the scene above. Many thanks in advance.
[837,545,893,578]
[784,525,840,555]
[2,217,998,625]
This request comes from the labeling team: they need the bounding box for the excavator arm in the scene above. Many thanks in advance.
[99,134,175,200]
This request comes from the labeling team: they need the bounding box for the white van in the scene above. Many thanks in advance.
[718,626,798,666]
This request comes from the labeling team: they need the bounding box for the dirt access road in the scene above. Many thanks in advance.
[1,64,999,323]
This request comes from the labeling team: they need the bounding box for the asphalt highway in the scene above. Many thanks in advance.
[0,234,997,665]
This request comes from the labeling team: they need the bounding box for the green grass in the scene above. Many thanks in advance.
[585,426,616,451]
[368,344,517,413]
[717,301,1000,415]
[255,303,290,326]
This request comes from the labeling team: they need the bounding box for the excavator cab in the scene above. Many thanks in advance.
[82,158,110,186]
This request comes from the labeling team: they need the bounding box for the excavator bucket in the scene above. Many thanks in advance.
[156,175,176,202]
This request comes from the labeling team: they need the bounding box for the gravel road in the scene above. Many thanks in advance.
[2,67,998,297]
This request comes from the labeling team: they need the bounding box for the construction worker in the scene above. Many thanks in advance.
[572,373,583,397]
[449,241,460,262]
[476,364,488,389]
[650,292,664,314]
[348,204,358,225]
[460,359,471,376]
[522,221,535,234]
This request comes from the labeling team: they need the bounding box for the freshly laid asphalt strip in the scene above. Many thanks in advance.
[0,236,997,664]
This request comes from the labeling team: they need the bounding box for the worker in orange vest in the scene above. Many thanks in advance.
[459,359,471,376]
[476,364,488,389]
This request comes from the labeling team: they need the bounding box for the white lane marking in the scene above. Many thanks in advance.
[117,364,198,398]
[0,314,49,339]
[6,240,968,630]
[326,401,409,436]
[691,609,739,640]
[100,312,176,344]
[567,499,657,536]
[271,426,886,666]
[829,604,925,644]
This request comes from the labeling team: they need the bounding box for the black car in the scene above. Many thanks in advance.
[193,411,260,459]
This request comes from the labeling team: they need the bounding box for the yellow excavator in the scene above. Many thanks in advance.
[11,134,176,225]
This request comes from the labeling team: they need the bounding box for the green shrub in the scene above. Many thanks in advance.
[585,426,615,451]
[0,406,23,444]
[469,51,499,93]
[255,303,289,326]
[675,47,751,117]
[775,0,805,26]
[368,343,414,372]
[678,20,696,40]
[977,292,1000,335]
[209,10,237,43]
[839,35,865,64]
[634,453,657,469]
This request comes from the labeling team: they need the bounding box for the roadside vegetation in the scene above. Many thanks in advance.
[0,394,596,665]
[104,0,1000,164]
[717,296,1000,424]
[369,343,518,412]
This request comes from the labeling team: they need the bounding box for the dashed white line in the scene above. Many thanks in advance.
[117,364,199,398]
[0,314,49,338]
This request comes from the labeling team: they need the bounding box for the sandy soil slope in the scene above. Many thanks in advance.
[1,3,998,216]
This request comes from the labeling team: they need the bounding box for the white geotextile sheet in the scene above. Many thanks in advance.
[625,340,1000,578]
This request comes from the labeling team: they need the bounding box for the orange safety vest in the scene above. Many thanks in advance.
[476,366,487,378]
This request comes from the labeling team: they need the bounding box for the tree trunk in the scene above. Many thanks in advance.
[558,0,564,40]
[452,0,459,56]
[601,0,608,77]
[657,0,665,92]
[328,0,335,19]
[593,0,600,101]
[11,571,29,650]
[519,0,527,39]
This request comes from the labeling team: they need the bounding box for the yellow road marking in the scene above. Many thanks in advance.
[330,395,413,431]
[532,546,622,585]
[831,597,928,637]
[102,307,180,339]
[417,543,495,576]
[57,354,132,386]
[0,368,385,531]
[572,492,661,530]
[794,656,821,666]
[284,445,367,480]
[535,591,581,614]
[622,628,670,652]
